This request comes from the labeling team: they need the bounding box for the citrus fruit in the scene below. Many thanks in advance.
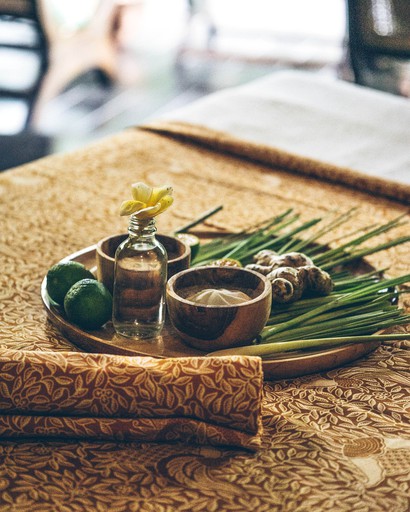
[210,258,243,268]
[64,279,113,330]
[46,261,95,305]
[176,233,200,259]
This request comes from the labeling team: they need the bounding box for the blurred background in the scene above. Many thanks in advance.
[0,0,409,171]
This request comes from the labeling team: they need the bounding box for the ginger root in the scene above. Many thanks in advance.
[253,250,313,269]
[245,263,273,276]
[266,266,305,302]
[246,251,333,304]
[270,278,295,304]
[298,265,333,296]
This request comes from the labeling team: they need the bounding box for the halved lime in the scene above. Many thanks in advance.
[210,258,243,268]
[176,233,200,260]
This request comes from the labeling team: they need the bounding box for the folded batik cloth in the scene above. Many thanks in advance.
[0,349,263,449]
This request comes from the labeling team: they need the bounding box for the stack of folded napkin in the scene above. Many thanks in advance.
[0,349,263,449]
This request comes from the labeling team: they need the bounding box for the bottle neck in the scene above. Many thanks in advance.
[128,216,157,240]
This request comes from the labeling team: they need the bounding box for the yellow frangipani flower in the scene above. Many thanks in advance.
[119,182,173,219]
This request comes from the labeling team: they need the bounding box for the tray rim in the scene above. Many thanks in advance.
[41,245,381,380]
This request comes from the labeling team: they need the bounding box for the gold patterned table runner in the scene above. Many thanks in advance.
[0,124,409,510]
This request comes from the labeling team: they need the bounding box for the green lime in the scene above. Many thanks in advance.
[64,279,112,330]
[176,233,200,259]
[46,261,95,305]
[210,258,243,268]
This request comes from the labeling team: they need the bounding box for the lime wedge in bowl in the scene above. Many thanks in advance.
[175,233,200,260]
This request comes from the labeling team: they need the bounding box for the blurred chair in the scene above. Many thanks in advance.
[0,0,48,127]
[0,0,122,128]
[345,0,410,95]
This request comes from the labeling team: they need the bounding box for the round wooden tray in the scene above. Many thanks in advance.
[41,245,380,380]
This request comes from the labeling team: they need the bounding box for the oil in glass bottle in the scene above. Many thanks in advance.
[112,215,167,339]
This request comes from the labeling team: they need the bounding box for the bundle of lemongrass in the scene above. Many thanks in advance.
[187,208,410,358]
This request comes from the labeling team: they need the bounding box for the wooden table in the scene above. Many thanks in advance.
[0,72,409,511]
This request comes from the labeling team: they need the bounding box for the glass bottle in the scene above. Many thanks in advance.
[112,215,167,339]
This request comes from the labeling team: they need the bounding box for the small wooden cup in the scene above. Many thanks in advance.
[166,266,272,351]
[96,233,191,293]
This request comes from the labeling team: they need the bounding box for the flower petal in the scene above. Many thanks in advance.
[149,186,173,206]
[119,200,145,216]
[152,195,174,217]
[134,204,162,220]
[131,182,152,204]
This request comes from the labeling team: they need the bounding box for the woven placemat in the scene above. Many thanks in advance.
[142,121,410,205]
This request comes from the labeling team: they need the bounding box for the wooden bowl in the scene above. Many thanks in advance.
[166,266,272,351]
[96,233,191,293]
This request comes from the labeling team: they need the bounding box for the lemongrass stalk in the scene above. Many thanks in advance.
[316,222,379,250]
[317,229,409,267]
[242,214,302,256]
[332,267,385,282]
[342,216,406,249]
[261,293,355,341]
[333,273,410,298]
[261,274,410,341]
[332,280,382,292]
[246,209,298,240]
[241,215,310,253]
[208,333,410,358]
[265,300,408,342]
[272,323,401,341]
[265,316,410,345]
[249,209,296,235]
[305,210,367,255]
[174,205,223,234]
[237,224,318,265]
[332,270,386,289]
[266,292,392,323]
[271,293,345,311]
[319,236,410,271]
[262,311,408,344]
[294,301,400,327]
[331,278,384,292]
[314,214,408,265]
[280,208,357,254]
[258,218,322,256]
[258,211,300,238]
[341,318,406,335]
[193,236,244,264]
[193,210,296,264]
[249,209,296,233]
[266,295,396,325]
[223,226,270,260]
[268,286,400,320]
[194,210,408,269]
[292,214,406,260]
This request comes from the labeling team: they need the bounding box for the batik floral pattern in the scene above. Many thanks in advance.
[0,350,263,449]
